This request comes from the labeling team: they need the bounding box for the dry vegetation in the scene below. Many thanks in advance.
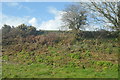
[2,24,119,78]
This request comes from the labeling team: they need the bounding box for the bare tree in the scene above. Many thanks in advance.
[118,2,120,28]
[87,2,119,31]
[62,4,87,40]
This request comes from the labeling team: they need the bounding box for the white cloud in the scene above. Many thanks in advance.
[28,17,38,27]
[1,5,68,30]
[39,7,68,30]
[39,16,62,30]
[1,14,37,28]
[2,15,29,26]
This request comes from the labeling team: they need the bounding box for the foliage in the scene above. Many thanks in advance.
[1,2,119,78]
[2,24,119,78]
[2,24,11,35]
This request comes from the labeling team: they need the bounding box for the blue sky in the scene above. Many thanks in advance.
[1,2,76,30]
[2,2,72,21]
[1,2,109,31]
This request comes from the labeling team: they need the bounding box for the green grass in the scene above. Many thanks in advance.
[2,62,118,78]
[2,38,119,78]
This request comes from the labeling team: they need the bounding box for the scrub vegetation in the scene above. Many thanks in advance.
[2,24,119,78]
[1,2,120,79]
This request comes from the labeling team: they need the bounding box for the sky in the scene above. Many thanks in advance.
[1,2,75,30]
[0,2,114,31]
